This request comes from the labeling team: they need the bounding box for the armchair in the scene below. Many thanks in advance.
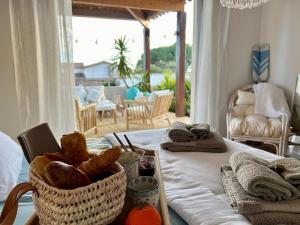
[75,99,97,135]
[124,92,173,129]
[227,85,289,156]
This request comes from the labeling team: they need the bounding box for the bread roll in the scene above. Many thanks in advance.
[78,147,121,177]
[45,161,91,189]
[60,132,89,165]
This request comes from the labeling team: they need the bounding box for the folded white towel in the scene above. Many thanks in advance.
[254,83,291,119]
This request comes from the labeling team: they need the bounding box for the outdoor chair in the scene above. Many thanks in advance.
[124,92,173,129]
[113,95,125,117]
[226,84,289,156]
[75,99,97,135]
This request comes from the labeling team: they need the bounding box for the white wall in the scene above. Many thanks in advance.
[260,0,300,101]
[226,0,300,102]
[0,0,21,139]
[227,8,262,96]
[84,63,111,79]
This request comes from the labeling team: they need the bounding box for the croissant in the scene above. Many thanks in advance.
[78,147,121,177]
[60,131,89,165]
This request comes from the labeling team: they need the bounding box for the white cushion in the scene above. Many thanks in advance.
[86,86,106,103]
[74,85,87,105]
[232,105,255,117]
[236,90,256,105]
[229,115,282,138]
[0,132,23,201]
[148,89,171,103]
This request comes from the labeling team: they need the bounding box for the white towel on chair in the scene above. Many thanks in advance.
[254,83,291,119]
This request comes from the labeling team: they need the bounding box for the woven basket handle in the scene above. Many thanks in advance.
[0,182,36,225]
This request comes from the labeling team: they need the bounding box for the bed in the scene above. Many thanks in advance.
[104,128,281,225]
[1,128,281,225]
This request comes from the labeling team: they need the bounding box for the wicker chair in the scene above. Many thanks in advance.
[226,85,290,156]
[124,92,174,129]
[75,99,97,135]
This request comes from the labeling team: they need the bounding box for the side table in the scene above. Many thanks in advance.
[96,100,117,124]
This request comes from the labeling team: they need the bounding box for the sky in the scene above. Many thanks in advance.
[72,1,193,66]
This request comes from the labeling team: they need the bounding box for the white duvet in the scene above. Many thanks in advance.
[105,129,281,225]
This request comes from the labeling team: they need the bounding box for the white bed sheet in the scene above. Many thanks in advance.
[105,129,280,225]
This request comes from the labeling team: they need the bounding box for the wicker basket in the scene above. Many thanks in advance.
[29,162,126,225]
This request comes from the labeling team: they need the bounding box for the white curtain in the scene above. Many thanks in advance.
[9,0,76,137]
[191,0,230,135]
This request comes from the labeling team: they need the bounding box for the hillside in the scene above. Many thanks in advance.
[135,43,192,73]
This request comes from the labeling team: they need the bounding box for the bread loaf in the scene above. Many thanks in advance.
[45,161,91,189]
[78,147,121,177]
[61,132,89,165]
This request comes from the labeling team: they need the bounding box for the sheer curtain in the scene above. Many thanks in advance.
[191,0,230,135]
[9,0,76,137]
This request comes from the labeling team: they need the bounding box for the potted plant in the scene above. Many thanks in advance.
[111,36,133,88]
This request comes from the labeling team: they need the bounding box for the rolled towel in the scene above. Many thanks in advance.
[161,132,226,152]
[221,165,300,214]
[230,152,269,174]
[269,157,300,185]
[186,123,210,139]
[168,122,197,142]
[229,152,299,201]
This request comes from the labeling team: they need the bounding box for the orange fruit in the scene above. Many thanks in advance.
[125,205,162,225]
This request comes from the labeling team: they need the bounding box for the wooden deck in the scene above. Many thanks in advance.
[86,112,190,138]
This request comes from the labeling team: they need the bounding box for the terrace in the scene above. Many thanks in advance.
[72,0,191,137]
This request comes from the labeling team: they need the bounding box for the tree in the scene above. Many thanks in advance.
[111,36,133,88]
[135,43,192,73]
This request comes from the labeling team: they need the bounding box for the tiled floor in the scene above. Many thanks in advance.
[87,112,191,138]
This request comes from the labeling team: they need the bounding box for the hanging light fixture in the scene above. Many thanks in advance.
[220,0,270,9]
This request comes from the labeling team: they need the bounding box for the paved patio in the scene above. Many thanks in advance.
[87,112,191,138]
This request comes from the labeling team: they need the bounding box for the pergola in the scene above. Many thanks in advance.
[72,0,188,117]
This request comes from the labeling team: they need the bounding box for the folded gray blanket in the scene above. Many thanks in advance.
[269,157,300,185]
[186,123,210,139]
[221,165,300,214]
[248,212,300,225]
[229,152,299,201]
[222,166,300,225]
[161,132,226,152]
[168,122,197,142]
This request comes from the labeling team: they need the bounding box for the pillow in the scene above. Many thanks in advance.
[126,87,140,100]
[0,131,23,201]
[86,86,106,103]
[236,90,256,105]
[86,88,101,103]
[148,89,171,103]
[74,85,87,105]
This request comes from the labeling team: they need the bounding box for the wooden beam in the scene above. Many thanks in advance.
[127,8,149,28]
[144,27,151,89]
[72,7,135,20]
[72,0,185,12]
[175,11,186,117]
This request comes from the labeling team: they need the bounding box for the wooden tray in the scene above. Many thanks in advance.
[25,151,170,225]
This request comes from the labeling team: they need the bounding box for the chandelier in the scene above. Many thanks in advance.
[220,0,270,9]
